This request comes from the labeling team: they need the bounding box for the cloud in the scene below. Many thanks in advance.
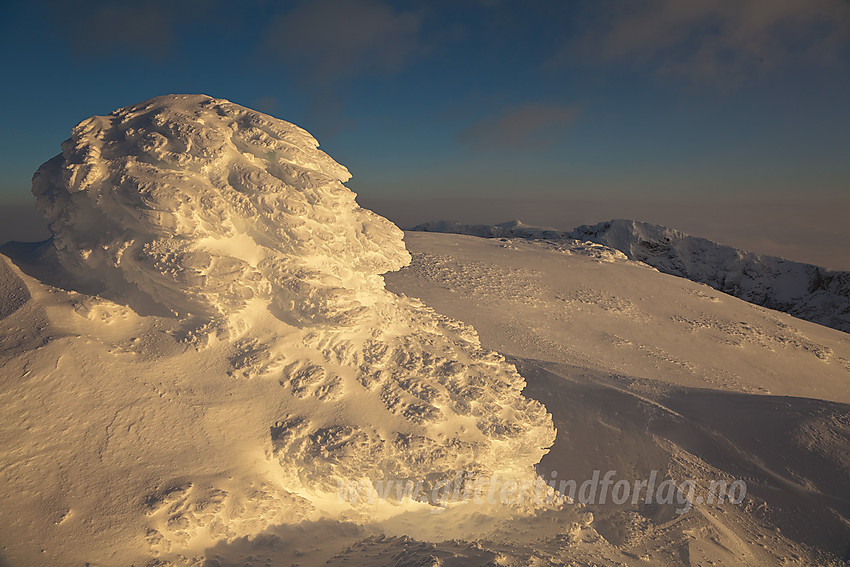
[460,103,580,150]
[262,0,426,84]
[41,0,216,60]
[551,0,850,88]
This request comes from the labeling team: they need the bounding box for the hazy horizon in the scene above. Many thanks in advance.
[4,193,849,271]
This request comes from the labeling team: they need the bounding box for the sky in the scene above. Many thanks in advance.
[1,0,849,266]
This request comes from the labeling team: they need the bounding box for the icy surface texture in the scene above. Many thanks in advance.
[33,94,409,323]
[29,94,554,515]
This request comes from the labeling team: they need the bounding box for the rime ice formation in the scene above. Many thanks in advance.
[415,219,850,333]
[33,94,409,323]
[4,95,554,562]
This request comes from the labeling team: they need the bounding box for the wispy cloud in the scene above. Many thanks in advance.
[460,103,580,150]
[262,0,426,84]
[41,0,215,61]
[258,0,428,134]
[550,0,850,88]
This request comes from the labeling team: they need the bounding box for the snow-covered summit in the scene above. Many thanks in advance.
[414,218,850,333]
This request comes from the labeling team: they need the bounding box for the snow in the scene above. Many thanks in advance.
[389,232,850,404]
[386,231,850,564]
[415,218,850,334]
[1,95,554,566]
[32,94,409,322]
[0,95,848,566]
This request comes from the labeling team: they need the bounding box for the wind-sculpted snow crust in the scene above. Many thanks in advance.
[19,95,555,561]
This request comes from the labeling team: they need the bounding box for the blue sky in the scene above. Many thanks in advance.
[1,0,849,246]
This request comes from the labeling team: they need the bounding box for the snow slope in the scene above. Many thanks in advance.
[0,95,554,566]
[386,232,850,564]
[415,219,850,334]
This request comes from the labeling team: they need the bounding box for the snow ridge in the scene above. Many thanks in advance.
[414,219,850,333]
